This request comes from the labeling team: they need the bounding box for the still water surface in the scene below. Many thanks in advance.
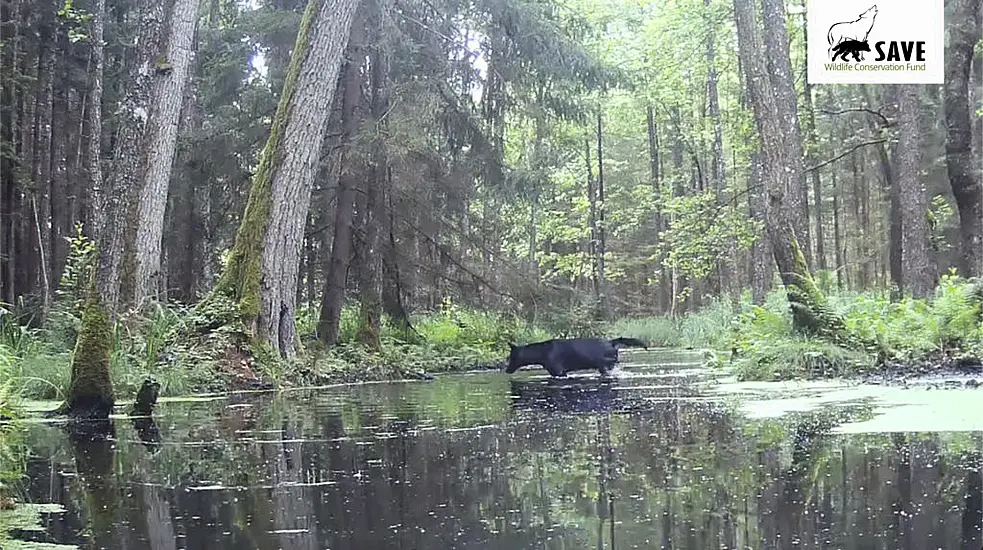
[12,350,983,549]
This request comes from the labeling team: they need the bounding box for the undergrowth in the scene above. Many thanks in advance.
[0,292,555,403]
[605,270,983,382]
[5,231,983,404]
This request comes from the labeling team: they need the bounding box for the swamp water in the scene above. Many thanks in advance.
[7,349,983,549]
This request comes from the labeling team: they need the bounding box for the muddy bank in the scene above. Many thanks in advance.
[861,349,983,388]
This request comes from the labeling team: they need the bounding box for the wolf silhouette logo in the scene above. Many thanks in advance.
[826,4,878,61]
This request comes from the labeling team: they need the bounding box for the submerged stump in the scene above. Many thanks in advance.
[130,377,160,417]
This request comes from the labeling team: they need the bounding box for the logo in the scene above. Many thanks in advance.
[827,5,877,62]
[807,0,943,84]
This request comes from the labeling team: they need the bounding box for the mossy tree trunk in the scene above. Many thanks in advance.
[64,289,115,418]
[209,0,361,358]
[60,0,166,419]
[733,0,848,340]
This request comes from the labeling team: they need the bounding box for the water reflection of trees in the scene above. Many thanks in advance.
[17,389,983,550]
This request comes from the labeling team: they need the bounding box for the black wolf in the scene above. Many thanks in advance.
[504,337,649,378]
[830,39,870,62]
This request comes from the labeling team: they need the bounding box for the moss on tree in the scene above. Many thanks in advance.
[356,304,382,351]
[204,0,325,328]
[61,291,116,419]
[779,236,872,350]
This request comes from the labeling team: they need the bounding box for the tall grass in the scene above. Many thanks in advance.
[0,300,226,403]
[605,297,742,349]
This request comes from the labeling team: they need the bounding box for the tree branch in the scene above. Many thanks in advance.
[819,107,891,127]
[805,139,887,173]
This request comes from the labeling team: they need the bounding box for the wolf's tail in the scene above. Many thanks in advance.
[609,337,648,349]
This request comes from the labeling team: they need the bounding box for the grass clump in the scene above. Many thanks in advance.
[605,298,741,349]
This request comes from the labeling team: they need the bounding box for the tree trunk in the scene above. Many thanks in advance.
[317,18,364,346]
[832,164,844,289]
[354,7,389,351]
[133,0,202,304]
[645,104,666,313]
[749,150,770,303]
[211,0,361,357]
[897,84,935,298]
[943,0,982,277]
[33,8,56,310]
[800,0,825,272]
[59,0,162,419]
[734,0,843,337]
[0,0,20,304]
[887,146,902,296]
[669,115,686,316]
[705,0,732,298]
[759,0,810,267]
[972,44,983,163]
[86,0,107,239]
[596,111,607,313]
[106,0,168,309]
[586,135,600,302]
[858,85,895,291]
[381,171,412,335]
[187,89,213,299]
[16,33,37,300]
[51,55,71,288]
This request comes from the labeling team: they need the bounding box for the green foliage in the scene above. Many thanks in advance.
[291,299,553,384]
[731,304,873,381]
[660,192,761,280]
[724,273,983,380]
[57,0,94,43]
[606,316,678,346]
[605,298,738,349]
[927,194,955,254]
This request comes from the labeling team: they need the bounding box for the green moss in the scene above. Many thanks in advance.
[206,0,326,330]
[782,236,857,346]
[64,293,115,419]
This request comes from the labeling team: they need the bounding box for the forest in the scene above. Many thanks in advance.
[0,0,982,416]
